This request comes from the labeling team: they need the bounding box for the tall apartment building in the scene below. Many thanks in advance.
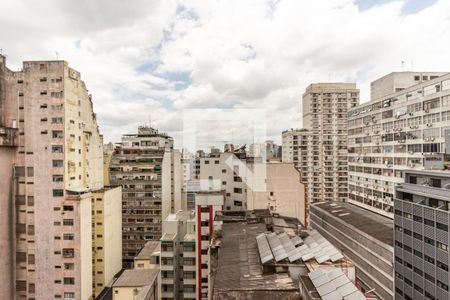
[347,72,450,217]
[109,126,182,265]
[285,83,358,205]
[195,151,247,211]
[160,192,223,300]
[394,170,450,300]
[0,55,121,300]
[91,187,122,296]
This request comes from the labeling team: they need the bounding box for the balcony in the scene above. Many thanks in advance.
[0,126,18,147]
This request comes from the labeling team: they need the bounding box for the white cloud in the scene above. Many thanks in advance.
[1,0,449,148]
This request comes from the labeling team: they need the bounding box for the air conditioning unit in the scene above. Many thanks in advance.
[426,123,432,127]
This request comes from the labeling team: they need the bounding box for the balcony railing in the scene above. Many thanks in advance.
[0,126,18,147]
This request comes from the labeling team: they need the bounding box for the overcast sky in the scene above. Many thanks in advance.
[1,0,449,150]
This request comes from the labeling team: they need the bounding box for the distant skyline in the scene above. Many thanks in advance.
[1,0,449,148]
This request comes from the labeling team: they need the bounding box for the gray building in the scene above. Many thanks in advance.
[309,201,394,300]
[394,170,450,300]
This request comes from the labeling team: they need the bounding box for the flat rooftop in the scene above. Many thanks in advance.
[312,202,393,246]
[113,269,159,287]
[135,241,160,260]
[214,222,297,292]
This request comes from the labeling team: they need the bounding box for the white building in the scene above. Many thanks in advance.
[347,72,450,217]
[160,192,223,300]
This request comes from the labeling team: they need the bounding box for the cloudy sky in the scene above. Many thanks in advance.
[1,0,449,150]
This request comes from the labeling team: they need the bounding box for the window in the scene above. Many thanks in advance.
[64,263,74,270]
[63,234,74,240]
[52,160,63,167]
[51,117,63,124]
[204,160,209,164]
[52,131,63,138]
[63,277,74,285]
[424,237,435,246]
[64,292,75,299]
[437,241,448,251]
[27,167,34,177]
[52,145,63,153]
[233,188,243,194]
[62,248,74,258]
[424,255,435,264]
[424,219,434,226]
[222,169,226,173]
[53,189,64,197]
[63,219,74,226]
[63,205,73,211]
[437,261,449,271]
[437,222,448,231]
[214,160,219,164]
[53,175,63,182]
[437,280,449,291]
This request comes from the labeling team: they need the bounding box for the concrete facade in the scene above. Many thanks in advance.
[348,72,450,217]
[300,83,359,204]
[0,55,121,300]
[394,170,450,300]
[109,126,182,265]
[310,202,394,300]
[246,162,306,226]
[195,152,247,211]
[92,186,123,296]
[371,72,446,100]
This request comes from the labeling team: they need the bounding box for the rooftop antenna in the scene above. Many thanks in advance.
[401,61,405,72]
[55,51,59,60]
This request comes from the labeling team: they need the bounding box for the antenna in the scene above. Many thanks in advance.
[55,51,59,60]
[401,61,404,72]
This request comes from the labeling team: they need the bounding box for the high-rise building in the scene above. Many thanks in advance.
[91,186,123,296]
[0,56,121,300]
[394,170,450,300]
[347,72,450,217]
[286,83,359,205]
[109,126,182,265]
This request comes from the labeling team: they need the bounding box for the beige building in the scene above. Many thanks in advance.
[370,71,446,100]
[134,241,161,270]
[0,55,122,300]
[300,83,359,204]
[110,126,182,265]
[247,162,306,225]
[112,269,159,300]
[348,72,450,217]
[92,186,123,296]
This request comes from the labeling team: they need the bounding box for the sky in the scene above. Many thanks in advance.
[1,0,449,150]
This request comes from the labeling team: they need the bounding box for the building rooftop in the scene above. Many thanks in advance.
[214,221,298,292]
[134,241,160,261]
[313,202,393,247]
[161,233,176,241]
[113,269,159,288]
[184,233,196,242]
